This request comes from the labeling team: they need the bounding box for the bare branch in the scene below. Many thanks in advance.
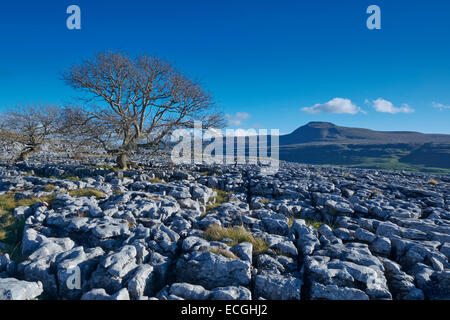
[62,52,224,168]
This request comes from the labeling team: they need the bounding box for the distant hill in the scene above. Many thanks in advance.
[278,122,450,174]
[280,122,450,145]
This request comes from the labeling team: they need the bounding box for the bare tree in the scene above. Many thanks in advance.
[0,104,65,162]
[62,52,224,169]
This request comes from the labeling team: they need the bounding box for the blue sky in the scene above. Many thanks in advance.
[0,0,449,134]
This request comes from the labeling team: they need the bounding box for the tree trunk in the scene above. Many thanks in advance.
[116,153,128,170]
[15,146,40,162]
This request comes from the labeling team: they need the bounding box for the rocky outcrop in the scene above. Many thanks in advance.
[0,157,448,300]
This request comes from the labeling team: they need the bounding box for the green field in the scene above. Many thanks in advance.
[279,143,450,175]
[340,155,450,175]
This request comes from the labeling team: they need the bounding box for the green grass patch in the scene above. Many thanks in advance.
[69,189,106,198]
[64,176,81,182]
[204,189,232,215]
[203,225,269,254]
[0,193,55,212]
[44,184,56,192]
[305,219,323,230]
[0,193,55,261]
[342,155,450,175]
[289,214,335,230]
[288,217,294,227]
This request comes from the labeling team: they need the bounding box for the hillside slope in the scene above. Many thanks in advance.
[278,122,450,173]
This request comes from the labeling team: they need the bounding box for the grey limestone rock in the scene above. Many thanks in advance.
[0,278,43,300]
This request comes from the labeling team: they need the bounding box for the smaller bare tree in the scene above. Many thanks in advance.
[0,104,65,162]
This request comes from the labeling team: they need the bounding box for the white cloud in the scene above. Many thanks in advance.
[223,128,280,137]
[229,128,258,136]
[369,98,414,114]
[301,98,361,114]
[432,101,450,110]
[225,112,251,126]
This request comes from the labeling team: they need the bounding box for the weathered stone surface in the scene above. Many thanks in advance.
[310,282,369,300]
[91,217,130,239]
[127,264,154,299]
[292,219,319,256]
[0,254,10,272]
[81,288,130,300]
[102,245,138,278]
[1,157,448,300]
[254,273,302,300]
[209,286,252,300]
[176,252,251,290]
[169,283,210,300]
[355,228,376,243]
[231,242,253,263]
[370,237,391,257]
[0,278,43,300]
[56,246,104,299]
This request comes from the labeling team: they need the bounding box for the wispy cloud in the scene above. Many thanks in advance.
[225,112,251,126]
[367,98,414,114]
[301,98,362,114]
[432,101,450,111]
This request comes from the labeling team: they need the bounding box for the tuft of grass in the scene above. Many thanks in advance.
[305,219,323,230]
[64,176,81,182]
[0,218,25,260]
[288,217,294,227]
[150,178,163,183]
[203,225,269,254]
[0,193,55,211]
[69,189,105,199]
[44,184,56,192]
[207,248,237,260]
[261,198,270,205]
[428,178,439,185]
[204,189,231,214]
